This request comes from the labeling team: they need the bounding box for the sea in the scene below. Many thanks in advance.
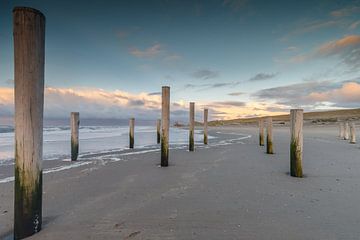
[0,119,207,165]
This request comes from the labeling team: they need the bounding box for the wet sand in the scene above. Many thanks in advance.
[1,125,360,239]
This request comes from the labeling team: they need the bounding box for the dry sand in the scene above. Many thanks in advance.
[1,125,360,239]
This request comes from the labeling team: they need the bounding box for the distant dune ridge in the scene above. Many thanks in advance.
[209,108,360,126]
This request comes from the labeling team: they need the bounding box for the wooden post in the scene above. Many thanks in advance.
[161,86,170,167]
[156,119,161,144]
[204,108,208,145]
[13,7,45,239]
[71,112,80,161]
[350,122,356,144]
[266,117,274,154]
[259,118,264,146]
[339,122,344,138]
[189,102,195,151]
[129,118,135,149]
[344,122,350,140]
[290,109,303,178]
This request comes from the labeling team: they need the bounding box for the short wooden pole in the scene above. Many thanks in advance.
[204,108,208,145]
[156,119,161,144]
[339,122,344,138]
[290,109,303,178]
[13,7,45,239]
[189,102,195,151]
[71,112,80,161]
[350,122,356,144]
[344,122,350,140]
[161,86,170,166]
[129,118,135,149]
[266,117,274,154]
[259,118,264,146]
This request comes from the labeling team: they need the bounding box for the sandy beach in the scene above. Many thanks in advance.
[1,125,360,239]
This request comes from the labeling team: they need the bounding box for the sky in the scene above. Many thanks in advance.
[1,0,360,121]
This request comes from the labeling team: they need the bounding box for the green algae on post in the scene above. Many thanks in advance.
[204,108,208,145]
[71,112,80,161]
[129,118,135,149]
[157,119,161,144]
[290,109,303,178]
[266,117,274,154]
[161,86,170,166]
[189,102,195,151]
[259,118,264,146]
[13,6,45,239]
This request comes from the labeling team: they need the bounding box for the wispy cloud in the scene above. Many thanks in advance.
[228,91,245,96]
[129,44,162,58]
[330,6,360,18]
[249,72,279,81]
[289,35,360,70]
[184,81,238,90]
[191,69,219,80]
[212,101,246,107]
[349,20,360,29]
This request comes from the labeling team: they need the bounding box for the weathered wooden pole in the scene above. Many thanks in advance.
[339,122,344,138]
[344,122,350,140]
[129,118,135,149]
[13,7,45,239]
[350,122,356,144]
[189,102,195,151]
[70,112,80,161]
[156,119,161,144]
[203,108,208,145]
[259,118,264,146]
[266,117,274,154]
[161,86,170,167]
[290,109,303,178]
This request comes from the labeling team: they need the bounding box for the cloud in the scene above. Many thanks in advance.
[307,82,360,105]
[184,81,239,90]
[330,6,360,18]
[253,80,335,105]
[349,20,360,29]
[212,101,246,107]
[148,92,161,96]
[290,35,360,70]
[253,79,360,110]
[129,44,162,58]
[249,72,278,81]
[191,69,219,80]
[228,92,245,96]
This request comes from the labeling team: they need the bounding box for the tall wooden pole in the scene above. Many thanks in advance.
[259,118,264,146]
[203,108,208,145]
[161,87,170,166]
[13,7,45,239]
[290,109,303,178]
[189,102,195,151]
[266,117,274,154]
[156,119,161,144]
[71,112,80,161]
[129,118,135,149]
[344,122,350,140]
[350,122,356,144]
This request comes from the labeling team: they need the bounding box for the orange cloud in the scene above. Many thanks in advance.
[317,35,360,56]
[307,82,360,103]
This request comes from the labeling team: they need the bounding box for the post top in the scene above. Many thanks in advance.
[162,86,170,89]
[13,7,45,18]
